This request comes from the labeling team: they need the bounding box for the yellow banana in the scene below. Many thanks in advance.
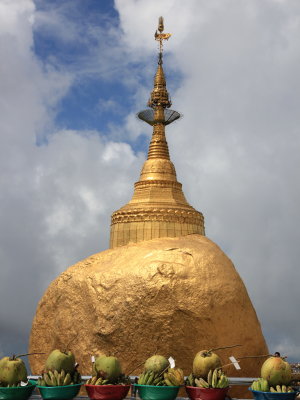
[164,372,175,386]
[63,373,71,386]
[262,379,269,392]
[153,375,163,385]
[216,375,225,388]
[96,377,103,385]
[138,372,146,385]
[211,369,218,388]
[172,368,184,384]
[91,376,98,385]
[187,373,194,386]
[43,373,52,386]
[57,371,64,386]
[141,371,150,385]
[54,370,59,381]
[165,370,181,386]
[146,371,155,385]
[195,378,209,388]
[222,375,229,388]
[47,370,57,386]
[207,370,213,386]
[60,369,66,381]
[164,377,174,386]
[195,378,201,387]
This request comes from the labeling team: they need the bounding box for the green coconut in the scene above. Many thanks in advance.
[92,352,106,376]
[0,356,28,385]
[94,356,122,380]
[261,356,292,386]
[144,355,169,373]
[45,349,75,374]
[193,350,221,378]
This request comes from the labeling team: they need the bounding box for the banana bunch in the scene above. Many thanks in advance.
[251,378,269,392]
[86,372,130,386]
[37,369,81,386]
[186,373,195,387]
[269,385,294,393]
[195,369,229,389]
[86,376,109,385]
[164,368,184,386]
[138,371,164,386]
[0,382,27,387]
[250,379,294,393]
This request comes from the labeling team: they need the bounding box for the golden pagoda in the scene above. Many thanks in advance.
[110,17,204,248]
[29,18,268,393]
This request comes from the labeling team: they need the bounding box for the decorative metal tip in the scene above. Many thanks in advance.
[154,17,172,67]
[158,52,163,65]
[158,16,164,32]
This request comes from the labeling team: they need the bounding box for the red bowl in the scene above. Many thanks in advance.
[85,384,131,400]
[185,386,229,400]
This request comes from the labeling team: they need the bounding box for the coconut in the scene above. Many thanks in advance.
[92,352,106,376]
[193,350,221,378]
[261,356,291,386]
[0,356,28,385]
[45,349,75,374]
[144,355,169,373]
[94,356,122,380]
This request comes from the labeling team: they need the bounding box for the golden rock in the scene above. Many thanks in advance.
[29,234,267,379]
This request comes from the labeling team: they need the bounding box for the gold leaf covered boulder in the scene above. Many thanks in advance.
[29,234,268,379]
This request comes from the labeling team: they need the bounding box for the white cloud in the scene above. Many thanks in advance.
[97,98,123,115]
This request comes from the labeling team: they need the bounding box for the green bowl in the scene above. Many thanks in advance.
[37,382,82,400]
[0,380,36,400]
[134,384,180,400]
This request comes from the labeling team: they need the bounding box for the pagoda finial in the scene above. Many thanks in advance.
[147,17,172,116]
[154,16,171,65]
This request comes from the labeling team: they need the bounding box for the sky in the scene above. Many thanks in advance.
[0,0,300,367]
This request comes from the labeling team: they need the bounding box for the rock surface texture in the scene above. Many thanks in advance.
[30,234,268,380]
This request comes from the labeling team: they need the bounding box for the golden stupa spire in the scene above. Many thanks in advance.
[110,17,205,248]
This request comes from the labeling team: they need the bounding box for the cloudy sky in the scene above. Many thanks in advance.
[0,0,299,366]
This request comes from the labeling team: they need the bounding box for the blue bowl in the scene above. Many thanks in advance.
[249,389,298,400]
